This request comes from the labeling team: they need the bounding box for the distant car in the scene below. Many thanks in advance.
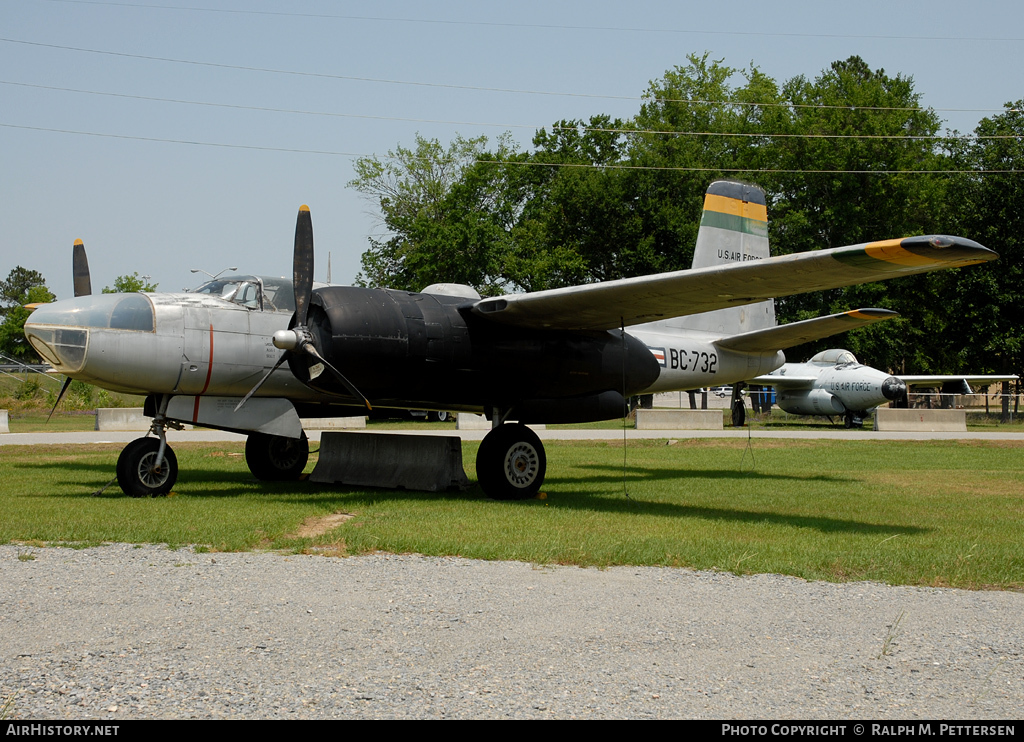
[709,385,731,398]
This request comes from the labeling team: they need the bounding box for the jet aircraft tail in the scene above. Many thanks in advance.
[638,180,776,338]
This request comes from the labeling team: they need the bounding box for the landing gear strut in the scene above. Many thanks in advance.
[476,423,547,500]
[731,383,746,427]
[116,397,180,497]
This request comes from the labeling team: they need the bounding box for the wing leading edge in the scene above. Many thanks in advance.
[471,236,996,332]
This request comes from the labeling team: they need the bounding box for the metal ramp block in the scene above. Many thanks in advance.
[310,432,470,492]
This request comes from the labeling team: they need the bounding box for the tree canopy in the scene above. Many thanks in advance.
[0,268,55,362]
[102,272,159,294]
[351,55,1020,378]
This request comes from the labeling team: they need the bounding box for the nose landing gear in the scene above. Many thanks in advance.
[116,395,181,497]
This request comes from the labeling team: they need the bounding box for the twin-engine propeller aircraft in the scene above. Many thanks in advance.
[24,181,997,499]
[748,349,1017,427]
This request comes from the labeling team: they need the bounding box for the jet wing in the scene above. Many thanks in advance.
[716,308,896,353]
[745,374,818,390]
[898,375,1018,388]
[470,236,995,331]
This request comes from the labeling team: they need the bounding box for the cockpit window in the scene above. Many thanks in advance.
[258,277,296,313]
[24,293,154,332]
[109,294,156,331]
[193,275,295,313]
[809,349,858,366]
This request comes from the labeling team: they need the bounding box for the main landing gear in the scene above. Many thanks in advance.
[476,422,547,501]
[245,432,309,481]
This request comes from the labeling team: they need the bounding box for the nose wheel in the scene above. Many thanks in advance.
[476,423,546,500]
[116,437,178,497]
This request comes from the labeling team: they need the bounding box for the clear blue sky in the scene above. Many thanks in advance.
[2,0,1021,299]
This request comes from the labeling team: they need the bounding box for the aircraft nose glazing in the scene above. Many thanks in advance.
[881,376,907,401]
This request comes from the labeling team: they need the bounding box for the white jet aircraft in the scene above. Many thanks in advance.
[748,348,1017,427]
[24,181,997,499]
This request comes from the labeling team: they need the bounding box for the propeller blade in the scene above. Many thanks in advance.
[73,239,92,297]
[293,205,314,328]
[304,343,372,411]
[47,377,73,422]
[234,351,291,412]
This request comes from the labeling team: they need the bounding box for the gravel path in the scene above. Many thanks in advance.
[2,544,1021,719]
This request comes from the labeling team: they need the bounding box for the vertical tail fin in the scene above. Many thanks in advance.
[684,180,776,335]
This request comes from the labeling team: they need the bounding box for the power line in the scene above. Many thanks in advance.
[4,122,1019,173]
[5,80,1020,141]
[35,0,1024,44]
[0,37,1010,116]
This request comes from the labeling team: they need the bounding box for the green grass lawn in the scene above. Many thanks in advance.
[2,438,1022,590]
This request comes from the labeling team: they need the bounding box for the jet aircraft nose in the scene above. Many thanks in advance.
[881,376,907,401]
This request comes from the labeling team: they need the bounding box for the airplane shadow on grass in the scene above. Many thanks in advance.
[10,460,928,536]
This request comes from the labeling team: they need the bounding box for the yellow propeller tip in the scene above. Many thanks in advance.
[74,238,84,246]
[299,204,310,212]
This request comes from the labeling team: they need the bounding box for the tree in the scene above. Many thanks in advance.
[350,134,510,292]
[1,266,48,318]
[102,273,158,293]
[0,284,56,362]
[770,57,950,371]
[938,101,1024,378]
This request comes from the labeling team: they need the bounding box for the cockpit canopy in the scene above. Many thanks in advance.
[192,275,296,313]
[808,349,858,366]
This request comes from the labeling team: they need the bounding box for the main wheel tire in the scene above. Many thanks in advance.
[245,432,309,481]
[432,410,450,423]
[476,423,546,501]
[117,437,178,498]
[731,399,746,427]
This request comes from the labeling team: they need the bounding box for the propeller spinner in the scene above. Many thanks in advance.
[236,206,371,411]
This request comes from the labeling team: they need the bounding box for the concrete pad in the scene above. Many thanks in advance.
[873,408,967,432]
[653,391,731,409]
[456,413,491,430]
[455,414,545,431]
[310,432,469,491]
[301,416,366,430]
[95,407,151,432]
[635,409,724,430]
[0,409,8,434]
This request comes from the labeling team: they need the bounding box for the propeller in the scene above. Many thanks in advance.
[73,239,92,297]
[47,240,92,421]
[235,205,371,412]
[46,377,73,422]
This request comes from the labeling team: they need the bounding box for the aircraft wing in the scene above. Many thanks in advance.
[898,375,1018,388]
[745,373,818,390]
[470,236,995,331]
[715,308,896,353]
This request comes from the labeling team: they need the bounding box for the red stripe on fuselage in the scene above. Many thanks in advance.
[192,324,215,422]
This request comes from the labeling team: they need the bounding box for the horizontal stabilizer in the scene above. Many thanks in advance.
[471,236,995,332]
[715,308,897,354]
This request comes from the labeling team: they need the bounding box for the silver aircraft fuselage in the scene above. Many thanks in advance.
[24,284,318,401]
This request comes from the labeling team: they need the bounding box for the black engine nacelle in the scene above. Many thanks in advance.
[290,286,659,422]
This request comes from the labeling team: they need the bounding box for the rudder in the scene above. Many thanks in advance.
[679,180,775,335]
